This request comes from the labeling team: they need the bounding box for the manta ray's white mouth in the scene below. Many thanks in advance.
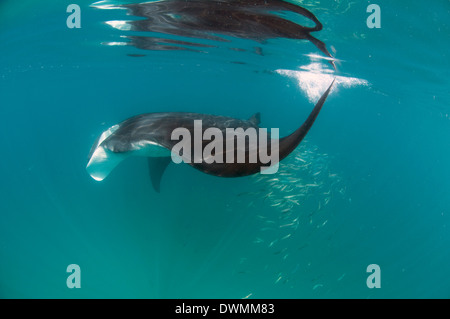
[86,146,129,181]
[86,124,170,181]
[86,124,122,181]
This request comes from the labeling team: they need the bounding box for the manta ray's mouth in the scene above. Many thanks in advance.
[86,145,129,182]
[86,125,169,181]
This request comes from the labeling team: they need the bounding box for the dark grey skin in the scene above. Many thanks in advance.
[88,80,334,191]
[119,0,334,64]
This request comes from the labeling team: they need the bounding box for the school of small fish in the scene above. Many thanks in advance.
[234,140,347,293]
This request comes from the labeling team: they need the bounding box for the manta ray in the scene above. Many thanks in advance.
[86,80,334,192]
[114,0,333,62]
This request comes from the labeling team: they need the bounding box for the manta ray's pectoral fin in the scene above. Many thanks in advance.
[148,157,172,192]
[248,112,261,126]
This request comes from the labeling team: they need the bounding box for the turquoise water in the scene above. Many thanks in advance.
[0,0,449,298]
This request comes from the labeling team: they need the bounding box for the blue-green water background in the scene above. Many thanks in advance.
[0,0,449,298]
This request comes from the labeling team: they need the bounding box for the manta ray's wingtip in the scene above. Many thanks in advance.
[148,157,172,193]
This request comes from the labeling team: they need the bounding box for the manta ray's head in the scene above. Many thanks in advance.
[86,124,127,181]
[86,123,171,181]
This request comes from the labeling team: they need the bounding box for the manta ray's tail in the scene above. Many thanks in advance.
[306,35,336,70]
[278,78,335,161]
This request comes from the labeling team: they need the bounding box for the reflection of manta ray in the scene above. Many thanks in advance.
[117,0,333,60]
[86,80,334,192]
